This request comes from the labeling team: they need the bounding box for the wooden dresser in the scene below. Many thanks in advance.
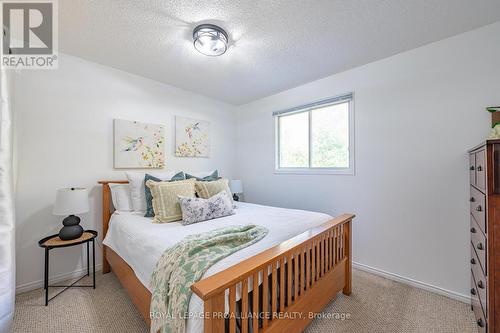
[469,140,500,332]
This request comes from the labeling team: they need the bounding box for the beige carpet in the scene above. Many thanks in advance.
[13,269,476,333]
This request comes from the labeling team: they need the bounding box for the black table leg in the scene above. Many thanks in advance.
[44,248,49,306]
[92,239,95,289]
[87,242,90,276]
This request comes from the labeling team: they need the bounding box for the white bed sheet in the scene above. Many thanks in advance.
[103,202,332,333]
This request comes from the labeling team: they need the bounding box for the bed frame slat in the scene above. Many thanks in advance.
[229,285,236,333]
[271,263,277,319]
[242,279,249,333]
[279,257,285,313]
[263,268,269,329]
[252,272,259,333]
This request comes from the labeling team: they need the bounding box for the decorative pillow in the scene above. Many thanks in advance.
[144,172,185,217]
[126,171,178,212]
[178,191,234,225]
[185,170,219,181]
[146,179,196,223]
[109,184,133,211]
[195,178,233,203]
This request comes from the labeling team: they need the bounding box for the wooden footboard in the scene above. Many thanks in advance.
[191,214,354,333]
[99,180,354,332]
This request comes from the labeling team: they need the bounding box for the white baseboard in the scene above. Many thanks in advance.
[353,261,470,304]
[16,261,469,304]
[16,264,103,294]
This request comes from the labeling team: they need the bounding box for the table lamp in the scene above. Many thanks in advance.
[229,180,243,201]
[53,187,89,240]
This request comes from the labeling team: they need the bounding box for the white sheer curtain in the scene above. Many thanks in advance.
[0,67,15,332]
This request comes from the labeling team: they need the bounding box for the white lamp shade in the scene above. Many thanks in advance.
[53,187,89,215]
[229,180,243,194]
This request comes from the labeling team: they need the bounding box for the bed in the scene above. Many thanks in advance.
[99,180,354,333]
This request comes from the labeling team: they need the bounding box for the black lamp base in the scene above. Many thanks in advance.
[59,215,84,240]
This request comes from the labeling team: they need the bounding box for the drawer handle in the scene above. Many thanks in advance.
[471,288,477,295]
[477,166,483,172]
[470,166,475,171]
[471,227,476,233]
[478,280,485,289]
[477,243,484,251]
[477,318,485,328]
[470,197,475,202]
[471,258,476,264]
[476,206,482,212]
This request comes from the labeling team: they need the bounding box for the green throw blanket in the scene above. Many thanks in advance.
[150,224,269,333]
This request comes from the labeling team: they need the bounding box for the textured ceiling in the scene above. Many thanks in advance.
[60,0,500,105]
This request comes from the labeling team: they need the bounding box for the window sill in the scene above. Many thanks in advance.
[273,168,354,175]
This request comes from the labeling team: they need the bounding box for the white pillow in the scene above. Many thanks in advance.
[125,171,178,212]
[109,184,133,211]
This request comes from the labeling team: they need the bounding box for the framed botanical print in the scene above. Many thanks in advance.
[175,116,210,157]
[114,119,165,168]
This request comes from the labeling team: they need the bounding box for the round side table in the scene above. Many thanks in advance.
[38,230,98,305]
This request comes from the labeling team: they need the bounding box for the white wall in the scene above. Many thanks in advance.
[14,54,237,292]
[236,22,500,299]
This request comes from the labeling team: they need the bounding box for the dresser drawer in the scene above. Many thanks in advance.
[470,153,476,186]
[472,247,487,315]
[471,216,487,274]
[476,149,487,192]
[470,185,486,234]
[472,272,487,333]
[471,245,486,279]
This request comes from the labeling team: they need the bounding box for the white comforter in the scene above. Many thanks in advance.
[103,202,332,333]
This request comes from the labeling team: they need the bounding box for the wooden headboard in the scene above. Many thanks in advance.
[98,180,128,273]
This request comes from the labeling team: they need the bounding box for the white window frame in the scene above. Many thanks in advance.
[274,93,355,175]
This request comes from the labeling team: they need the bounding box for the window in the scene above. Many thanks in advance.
[274,93,354,174]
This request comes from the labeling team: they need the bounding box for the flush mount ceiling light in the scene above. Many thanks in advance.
[192,24,228,56]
